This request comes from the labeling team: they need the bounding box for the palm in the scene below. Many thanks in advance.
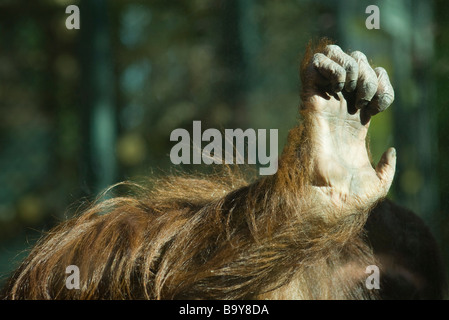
[305,93,381,202]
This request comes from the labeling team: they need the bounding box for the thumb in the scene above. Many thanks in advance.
[375,147,397,194]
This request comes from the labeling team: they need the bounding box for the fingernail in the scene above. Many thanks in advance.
[356,99,369,109]
[390,147,396,158]
[333,82,345,92]
[345,80,357,92]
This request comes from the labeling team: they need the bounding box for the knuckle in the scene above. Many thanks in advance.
[326,44,339,50]
[374,66,387,75]
[374,67,392,83]
[312,53,325,66]
[350,50,367,62]
[325,44,342,54]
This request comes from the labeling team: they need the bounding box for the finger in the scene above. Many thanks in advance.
[366,67,395,116]
[323,45,359,92]
[350,51,378,110]
[311,53,346,93]
[376,147,396,195]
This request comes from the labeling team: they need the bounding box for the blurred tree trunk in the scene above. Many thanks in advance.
[435,0,449,281]
[218,0,248,128]
[79,0,118,194]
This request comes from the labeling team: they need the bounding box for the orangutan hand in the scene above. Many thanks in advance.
[300,44,396,210]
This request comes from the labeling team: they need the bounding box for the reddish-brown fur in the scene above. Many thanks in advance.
[1,40,445,300]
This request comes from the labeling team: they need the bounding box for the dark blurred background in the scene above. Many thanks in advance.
[0,0,448,290]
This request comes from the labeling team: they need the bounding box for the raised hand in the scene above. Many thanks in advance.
[300,43,396,210]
